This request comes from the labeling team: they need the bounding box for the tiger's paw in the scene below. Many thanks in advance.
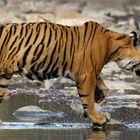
[89,112,111,126]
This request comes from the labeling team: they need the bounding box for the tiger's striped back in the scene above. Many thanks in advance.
[0,21,106,81]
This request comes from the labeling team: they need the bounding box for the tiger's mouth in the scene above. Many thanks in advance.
[135,70,140,77]
[132,65,140,78]
[117,57,140,78]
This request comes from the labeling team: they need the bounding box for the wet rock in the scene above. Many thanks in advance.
[13,105,65,122]
[103,119,128,130]
[14,105,46,112]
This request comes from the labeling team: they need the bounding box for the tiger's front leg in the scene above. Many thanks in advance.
[94,76,109,104]
[77,73,110,126]
[0,74,12,103]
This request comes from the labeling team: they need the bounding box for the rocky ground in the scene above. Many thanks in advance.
[0,0,140,139]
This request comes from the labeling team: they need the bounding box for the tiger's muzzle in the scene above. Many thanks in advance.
[117,57,140,79]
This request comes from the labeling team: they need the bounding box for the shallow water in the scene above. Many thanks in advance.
[0,129,140,140]
[0,71,140,139]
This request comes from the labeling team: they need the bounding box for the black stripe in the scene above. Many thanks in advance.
[33,44,40,56]
[70,30,74,56]
[79,94,89,97]
[25,24,29,37]
[83,22,88,44]
[9,36,18,50]
[1,26,13,56]
[25,28,33,47]
[50,42,57,60]
[48,57,59,73]
[103,29,109,34]
[100,26,104,32]
[30,63,38,73]
[73,27,78,36]
[82,104,89,109]
[33,24,40,45]
[22,45,32,67]
[36,24,40,32]
[76,27,80,49]
[39,54,48,69]
[51,67,59,77]
[8,47,16,58]
[115,35,126,40]
[47,26,52,47]
[35,62,43,72]
[42,42,57,75]
[13,24,17,35]
[40,24,47,44]
[0,84,8,88]
[49,57,59,73]
[19,25,24,38]
[62,44,67,65]
[62,62,67,74]
[0,32,9,55]
[32,44,44,63]
[12,38,24,56]
[31,24,47,62]
[0,25,4,38]
[70,43,75,70]
[89,23,98,46]
[25,71,35,80]
[58,26,63,52]
[86,23,93,45]
[107,46,125,61]
[33,33,40,45]
[62,27,68,65]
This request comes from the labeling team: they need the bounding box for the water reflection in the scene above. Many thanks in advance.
[87,131,107,140]
[0,129,140,140]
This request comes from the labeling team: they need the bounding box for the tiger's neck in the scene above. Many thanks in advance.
[106,31,131,62]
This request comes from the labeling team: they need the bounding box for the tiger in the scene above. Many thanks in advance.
[0,18,140,126]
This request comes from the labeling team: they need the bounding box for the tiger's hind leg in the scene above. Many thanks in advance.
[0,74,12,103]
[95,76,109,104]
[77,73,110,126]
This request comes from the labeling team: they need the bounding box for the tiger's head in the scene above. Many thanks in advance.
[109,18,140,79]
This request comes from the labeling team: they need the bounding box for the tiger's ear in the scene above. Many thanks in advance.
[129,17,140,46]
[129,31,139,47]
